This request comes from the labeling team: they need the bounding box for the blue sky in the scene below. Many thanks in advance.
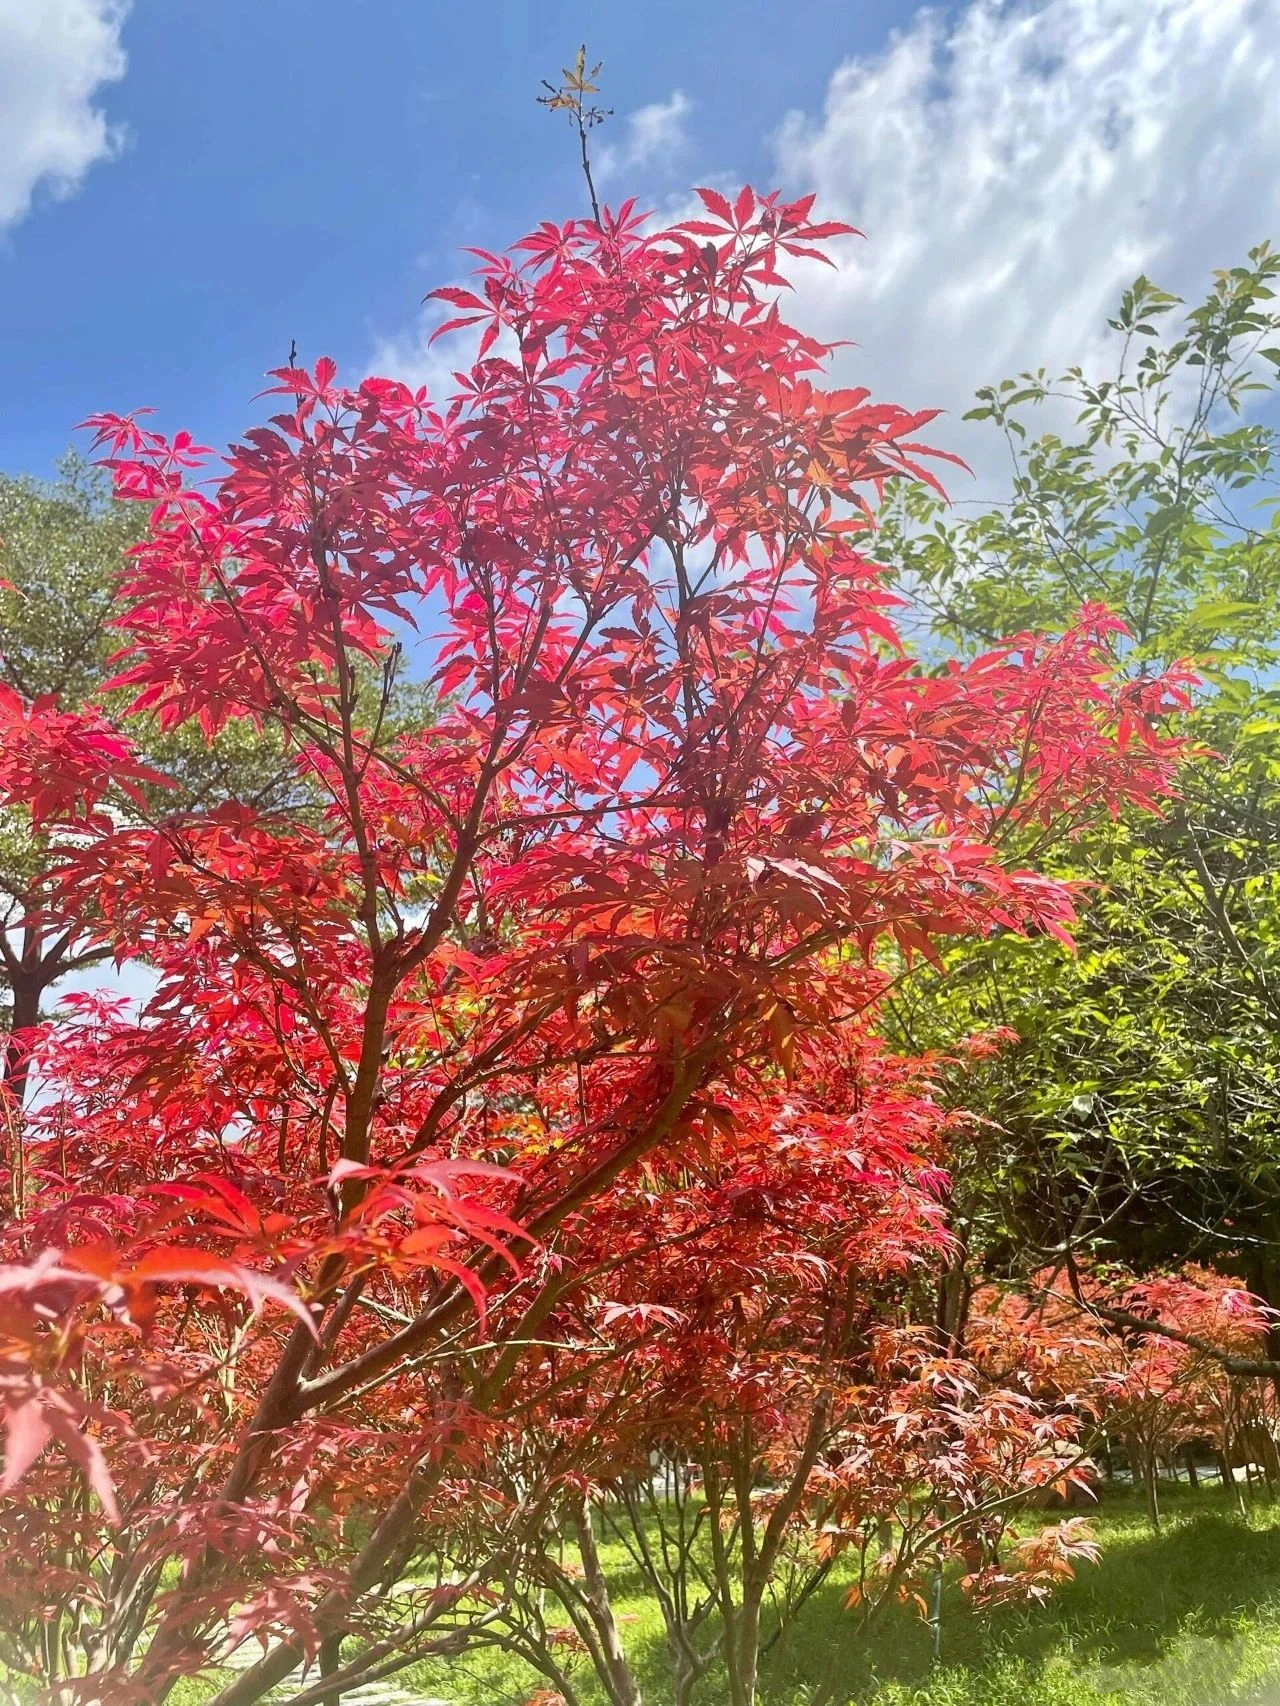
[0,0,921,477]
[3,0,1280,486]
[8,0,1279,1017]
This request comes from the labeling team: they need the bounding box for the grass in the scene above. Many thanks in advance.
[10,1484,1280,1703]
[401,1483,1280,1705]
[858,1486,1280,1706]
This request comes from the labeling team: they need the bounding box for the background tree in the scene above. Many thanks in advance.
[0,457,312,1105]
[0,456,433,1111]
[879,244,1280,1339]
[971,1266,1279,1530]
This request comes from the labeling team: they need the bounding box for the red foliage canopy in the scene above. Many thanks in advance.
[0,188,1187,1702]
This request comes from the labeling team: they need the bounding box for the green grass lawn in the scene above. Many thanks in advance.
[13,1484,1280,1703]
[401,1484,1280,1706]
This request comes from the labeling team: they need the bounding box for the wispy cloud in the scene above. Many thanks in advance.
[597,91,693,184]
[0,0,130,236]
[773,0,1280,487]
[372,0,1280,491]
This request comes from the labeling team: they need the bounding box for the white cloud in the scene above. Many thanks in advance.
[597,91,692,184]
[773,0,1280,490]
[369,301,517,403]
[373,1,1280,487]
[0,0,129,234]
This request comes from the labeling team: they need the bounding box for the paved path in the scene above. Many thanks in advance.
[219,1639,448,1704]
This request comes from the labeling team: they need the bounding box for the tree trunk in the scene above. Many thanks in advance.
[1128,1437,1160,1532]
[1184,1449,1199,1491]
[571,1494,643,1706]
[1243,1254,1280,1417]
[935,1235,971,1357]
[671,1654,701,1706]
[3,968,41,1111]
[1255,1421,1280,1490]
[1145,1458,1161,1531]
[725,1589,761,1706]
[318,1631,342,1706]
[1219,1443,1248,1516]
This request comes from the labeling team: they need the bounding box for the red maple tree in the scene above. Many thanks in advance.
[0,188,1188,1703]
[973,1265,1279,1531]
[469,1041,1099,1706]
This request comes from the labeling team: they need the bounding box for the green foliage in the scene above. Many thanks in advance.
[0,454,431,1046]
[0,454,137,705]
[887,242,1280,661]
[0,457,294,1042]
[0,453,314,823]
[877,245,1280,1293]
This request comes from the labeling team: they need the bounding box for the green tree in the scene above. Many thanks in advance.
[0,456,322,1104]
[879,244,1280,1329]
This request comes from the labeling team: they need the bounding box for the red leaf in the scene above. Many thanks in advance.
[694,186,734,224]
[0,1402,52,1494]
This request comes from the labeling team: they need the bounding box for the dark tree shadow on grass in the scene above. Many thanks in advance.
[1032,1508,1280,1668]
[757,1490,1280,1701]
